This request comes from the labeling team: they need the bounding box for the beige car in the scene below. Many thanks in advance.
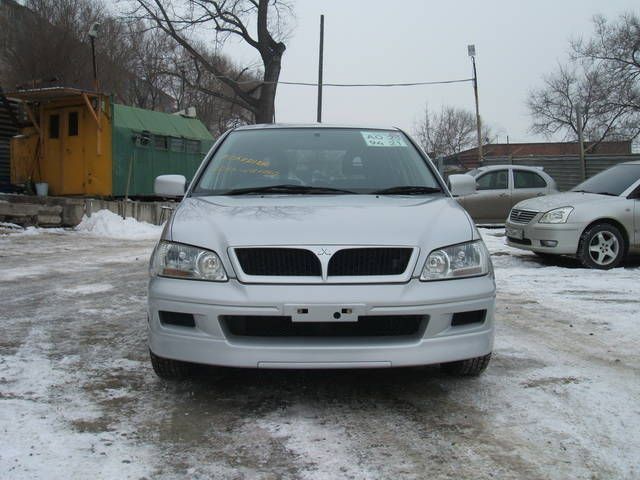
[456,165,558,224]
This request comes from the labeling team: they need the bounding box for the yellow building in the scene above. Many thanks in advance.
[10,87,113,196]
[9,87,213,197]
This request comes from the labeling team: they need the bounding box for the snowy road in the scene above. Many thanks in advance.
[1,220,639,479]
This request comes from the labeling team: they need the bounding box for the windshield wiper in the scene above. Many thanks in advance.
[371,186,442,195]
[223,184,358,195]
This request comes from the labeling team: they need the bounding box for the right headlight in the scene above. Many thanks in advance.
[420,240,490,281]
[538,206,573,224]
[150,241,227,281]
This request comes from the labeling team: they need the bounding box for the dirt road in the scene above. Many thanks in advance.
[1,231,638,479]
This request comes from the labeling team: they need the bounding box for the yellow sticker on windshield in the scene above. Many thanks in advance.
[361,131,407,147]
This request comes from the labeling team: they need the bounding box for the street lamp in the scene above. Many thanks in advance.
[88,22,100,91]
[468,44,483,164]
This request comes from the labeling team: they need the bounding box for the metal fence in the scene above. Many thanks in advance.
[480,155,640,191]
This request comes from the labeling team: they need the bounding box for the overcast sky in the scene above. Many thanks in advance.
[220,0,638,143]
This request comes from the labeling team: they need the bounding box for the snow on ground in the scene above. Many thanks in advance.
[0,226,639,479]
[480,228,640,336]
[0,222,67,237]
[75,209,163,240]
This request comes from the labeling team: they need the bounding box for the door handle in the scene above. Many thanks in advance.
[499,193,508,197]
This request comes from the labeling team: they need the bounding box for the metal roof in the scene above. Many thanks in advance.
[6,87,100,102]
[113,104,213,140]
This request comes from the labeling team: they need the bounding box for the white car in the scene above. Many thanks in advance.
[147,125,496,379]
[506,161,640,269]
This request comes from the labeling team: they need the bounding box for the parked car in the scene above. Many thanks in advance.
[148,125,495,379]
[456,165,558,224]
[505,161,640,269]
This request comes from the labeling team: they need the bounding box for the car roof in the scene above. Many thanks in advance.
[471,165,546,173]
[233,123,401,132]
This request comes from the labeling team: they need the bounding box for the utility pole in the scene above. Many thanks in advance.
[88,23,100,91]
[317,14,324,123]
[468,45,483,165]
[576,105,586,181]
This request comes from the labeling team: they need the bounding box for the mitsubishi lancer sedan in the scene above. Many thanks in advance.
[506,161,640,269]
[148,125,495,379]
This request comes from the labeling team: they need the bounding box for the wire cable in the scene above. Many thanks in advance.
[278,78,474,87]
[227,77,474,87]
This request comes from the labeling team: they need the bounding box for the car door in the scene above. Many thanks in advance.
[511,169,549,207]
[462,169,511,223]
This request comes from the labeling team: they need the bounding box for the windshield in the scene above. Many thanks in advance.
[192,128,441,195]
[571,164,640,196]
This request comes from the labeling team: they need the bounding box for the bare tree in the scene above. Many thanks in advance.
[528,13,640,149]
[571,13,640,113]
[130,0,291,124]
[414,103,493,158]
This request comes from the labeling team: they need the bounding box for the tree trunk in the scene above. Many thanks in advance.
[254,44,285,124]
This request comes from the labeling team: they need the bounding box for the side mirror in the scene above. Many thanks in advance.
[449,174,477,197]
[154,175,186,197]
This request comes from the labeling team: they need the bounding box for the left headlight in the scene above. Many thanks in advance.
[538,206,573,224]
[150,241,227,281]
[420,240,490,281]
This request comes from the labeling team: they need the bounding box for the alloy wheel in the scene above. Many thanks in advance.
[588,231,620,266]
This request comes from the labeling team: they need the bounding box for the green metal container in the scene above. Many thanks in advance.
[111,103,214,196]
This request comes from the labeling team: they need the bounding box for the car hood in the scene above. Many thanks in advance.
[514,191,620,212]
[169,195,474,251]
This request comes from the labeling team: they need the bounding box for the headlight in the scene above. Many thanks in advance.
[150,241,227,281]
[538,207,573,224]
[420,240,490,281]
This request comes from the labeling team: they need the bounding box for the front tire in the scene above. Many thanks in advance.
[149,350,193,379]
[577,223,625,269]
[441,353,491,376]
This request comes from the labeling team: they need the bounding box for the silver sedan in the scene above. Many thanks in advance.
[505,161,640,269]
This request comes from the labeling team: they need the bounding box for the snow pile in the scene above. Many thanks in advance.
[75,209,163,240]
[0,222,66,237]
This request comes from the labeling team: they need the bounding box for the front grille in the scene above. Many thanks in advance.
[220,315,428,338]
[328,248,412,276]
[235,248,321,276]
[509,209,538,224]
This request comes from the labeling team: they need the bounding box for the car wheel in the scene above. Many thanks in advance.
[577,223,625,270]
[441,353,491,376]
[149,350,193,379]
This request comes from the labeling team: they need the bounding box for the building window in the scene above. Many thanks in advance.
[68,111,79,136]
[154,135,168,150]
[169,137,185,152]
[185,139,201,153]
[49,114,60,139]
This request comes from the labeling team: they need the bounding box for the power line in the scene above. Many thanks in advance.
[227,77,474,87]
[278,78,474,87]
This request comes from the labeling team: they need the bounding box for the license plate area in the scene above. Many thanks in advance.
[285,304,365,322]
[506,226,524,239]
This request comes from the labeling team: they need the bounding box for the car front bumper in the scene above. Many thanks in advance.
[148,276,496,369]
[505,218,582,255]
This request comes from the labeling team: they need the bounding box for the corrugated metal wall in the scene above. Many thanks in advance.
[480,155,640,191]
[0,99,19,185]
